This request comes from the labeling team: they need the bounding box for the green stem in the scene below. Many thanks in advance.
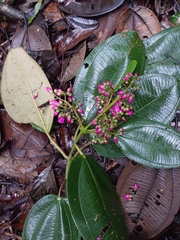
[24,73,68,160]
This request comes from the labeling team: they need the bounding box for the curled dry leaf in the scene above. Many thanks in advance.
[116,162,180,239]
[11,25,52,51]
[1,47,54,132]
[116,6,161,39]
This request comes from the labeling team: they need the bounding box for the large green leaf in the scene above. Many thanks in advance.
[67,155,128,240]
[132,74,180,124]
[144,25,180,77]
[1,47,54,132]
[116,119,180,168]
[92,138,125,158]
[73,31,145,123]
[22,195,80,240]
[73,32,145,158]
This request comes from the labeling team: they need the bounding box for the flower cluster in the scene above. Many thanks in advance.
[91,73,139,144]
[46,86,83,124]
[124,183,139,202]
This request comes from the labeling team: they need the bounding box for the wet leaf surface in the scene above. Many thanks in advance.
[59,0,125,17]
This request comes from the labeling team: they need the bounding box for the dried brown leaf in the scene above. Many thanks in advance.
[11,25,52,50]
[116,6,161,39]
[116,162,180,239]
[0,110,55,184]
[60,40,86,84]
[88,2,128,49]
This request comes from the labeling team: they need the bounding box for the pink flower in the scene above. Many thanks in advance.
[58,116,65,124]
[127,111,133,116]
[33,94,38,99]
[54,111,58,116]
[113,104,120,113]
[46,87,52,92]
[124,194,133,201]
[95,125,101,134]
[113,137,118,143]
[67,117,72,123]
[78,108,84,114]
[118,90,124,95]
[133,183,138,191]
[128,97,133,103]
[91,119,96,125]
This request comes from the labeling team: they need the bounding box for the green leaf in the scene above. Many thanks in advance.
[170,13,180,25]
[73,32,145,158]
[116,119,180,168]
[144,25,180,77]
[73,31,145,123]
[1,47,54,133]
[132,74,180,124]
[92,138,125,158]
[114,59,137,91]
[22,195,80,240]
[67,155,128,240]
[28,0,42,24]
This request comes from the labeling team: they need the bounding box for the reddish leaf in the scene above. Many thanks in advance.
[116,162,180,239]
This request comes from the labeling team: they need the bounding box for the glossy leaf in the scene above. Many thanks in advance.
[1,47,54,132]
[67,155,128,240]
[170,12,180,25]
[28,0,43,24]
[116,119,180,168]
[92,138,124,158]
[133,74,180,124]
[116,162,180,239]
[22,195,80,240]
[144,25,180,77]
[59,0,125,17]
[73,31,145,123]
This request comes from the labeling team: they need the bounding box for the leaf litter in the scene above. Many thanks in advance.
[0,0,180,239]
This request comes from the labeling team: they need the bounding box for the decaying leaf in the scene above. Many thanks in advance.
[1,47,54,132]
[116,6,161,39]
[31,165,58,202]
[88,3,128,49]
[60,40,86,84]
[53,28,93,56]
[11,25,52,51]
[0,110,55,184]
[116,162,180,239]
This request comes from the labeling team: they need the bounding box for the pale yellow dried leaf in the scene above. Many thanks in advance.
[1,47,54,132]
